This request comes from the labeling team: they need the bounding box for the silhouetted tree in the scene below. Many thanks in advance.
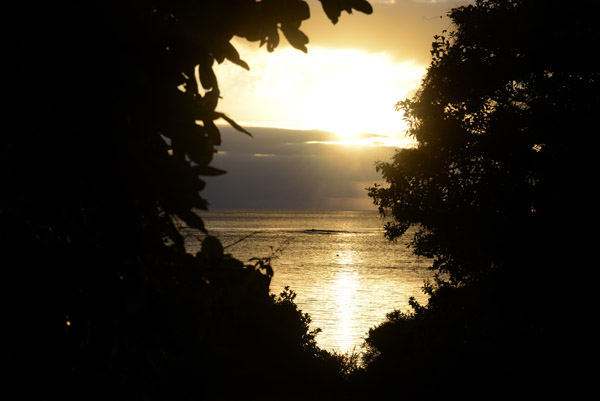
[365,0,599,397]
[2,1,371,399]
[370,0,599,285]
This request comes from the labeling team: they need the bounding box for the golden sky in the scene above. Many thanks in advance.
[214,0,470,147]
[204,0,472,210]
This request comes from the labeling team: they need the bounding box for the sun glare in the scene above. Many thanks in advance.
[213,39,425,146]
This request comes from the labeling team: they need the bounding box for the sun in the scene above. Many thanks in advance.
[213,39,425,145]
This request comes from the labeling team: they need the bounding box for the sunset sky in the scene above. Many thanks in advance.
[203,0,471,210]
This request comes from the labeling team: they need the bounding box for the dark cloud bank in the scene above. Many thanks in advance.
[201,126,398,210]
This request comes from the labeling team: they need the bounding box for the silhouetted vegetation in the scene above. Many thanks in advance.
[3,1,371,400]
[366,0,599,398]
[7,0,599,399]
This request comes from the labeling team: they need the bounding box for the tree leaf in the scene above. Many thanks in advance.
[200,235,224,261]
[281,25,309,53]
[220,41,250,70]
[319,0,343,24]
[350,0,373,15]
[264,26,280,52]
[319,0,373,24]
[286,0,311,21]
[199,119,221,146]
[199,55,217,90]
[202,89,220,112]
[215,112,253,137]
[177,209,207,232]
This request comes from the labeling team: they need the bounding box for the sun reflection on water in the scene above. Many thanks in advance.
[335,250,355,266]
[328,247,363,352]
[195,210,435,354]
[332,269,361,352]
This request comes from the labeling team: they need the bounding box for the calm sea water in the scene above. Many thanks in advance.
[186,210,434,354]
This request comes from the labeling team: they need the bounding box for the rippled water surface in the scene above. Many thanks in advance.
[188,210,434,354]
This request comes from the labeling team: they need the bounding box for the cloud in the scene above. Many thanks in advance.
[201,127,396,210]
[198,1,476,210]
[214,43,424,139]
[211,0,473,143]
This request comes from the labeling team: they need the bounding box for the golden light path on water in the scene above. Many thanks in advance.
[286,237,430,355]
[280,231,430,355]
[192,210,434,355]
[201,32,433,352]
[332,248,361,351]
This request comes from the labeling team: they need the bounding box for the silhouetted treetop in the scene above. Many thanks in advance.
[5,0,374,250]
[3,1,372,399]
[369,0,600,284]
[362,2,599,397]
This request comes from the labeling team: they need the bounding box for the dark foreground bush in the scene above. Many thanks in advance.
[358,267,598,399]
[3,229,357,400]
[3,2,370,399]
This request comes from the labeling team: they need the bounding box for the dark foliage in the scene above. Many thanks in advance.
[370,0,599,285]
[365,0,599,397]
[359,268,598,398]
[2,1,371,399]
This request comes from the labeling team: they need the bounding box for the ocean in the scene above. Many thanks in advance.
[187,209,434,355]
